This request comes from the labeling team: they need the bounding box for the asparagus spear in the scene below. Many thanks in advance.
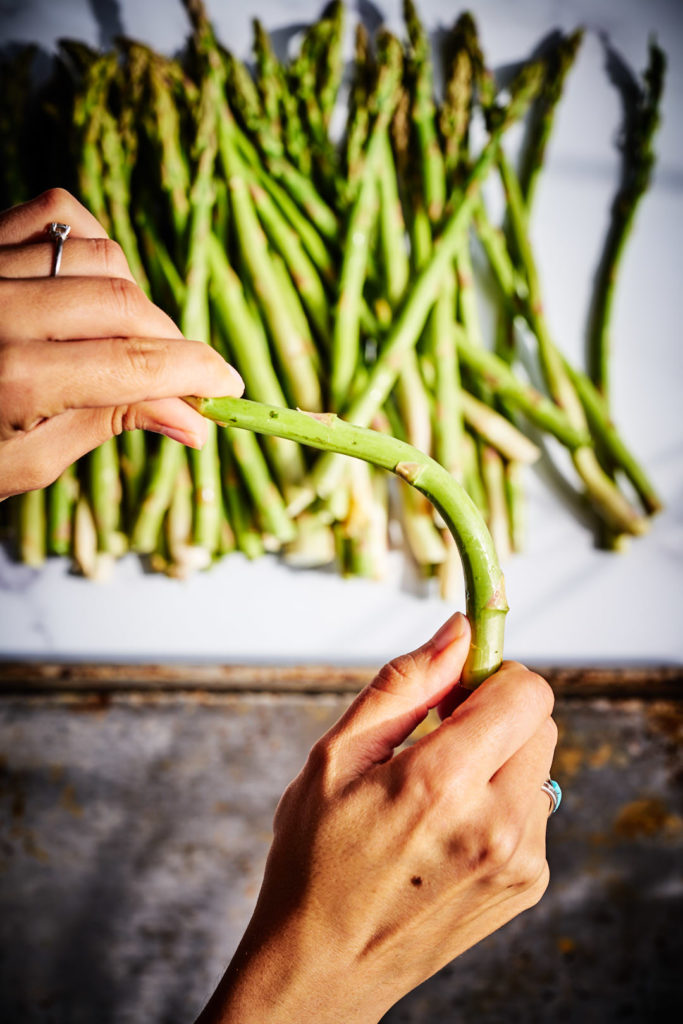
[247,178,332,346]
[309,62,545,503]
[376,112,445,568]
[226,426,296,548]
[345,23,373,198]
[207,234,307,490]
[288,18,340,199]
[586,40,665,399]
[404,0,446,223]
[218,434,265,561]
[518,29,585,209]
[317,1,345,131]
[330,31,403,410]
[190,397,507,690]
[252,19,310,176]
[460,392,540,464]
[220,134,323,412]
[47,466,79,557]
[497,152,648,535]
[18,490,46,568]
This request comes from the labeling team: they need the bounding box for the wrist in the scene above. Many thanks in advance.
[195,913,387,1024]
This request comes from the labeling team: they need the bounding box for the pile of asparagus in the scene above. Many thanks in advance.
[0,0,665,594]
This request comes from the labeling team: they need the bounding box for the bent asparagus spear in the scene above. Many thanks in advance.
[187,395,508,690]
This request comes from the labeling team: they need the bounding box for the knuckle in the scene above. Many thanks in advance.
[487,824,522,874]
[403,761,446,811]
[305,731,345,793]
[34,187,76,223]
[472,821,523,878]
[307,733,335,774]
[0,340,23,390]
[0,342,36,432]
[502,661,555,717]
[107,275,144,322]
[123,338,161,380]
[94,237,129,279]
[508,847,548,891]
[373,651,421,695]
[109,406,132,437]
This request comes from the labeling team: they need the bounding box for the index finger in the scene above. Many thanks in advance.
[0,189,108,244]
[0,336,244,430]
[405,661,554,785]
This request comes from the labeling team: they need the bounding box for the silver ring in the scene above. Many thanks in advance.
[47,221,71,275]
[541,778,562,815]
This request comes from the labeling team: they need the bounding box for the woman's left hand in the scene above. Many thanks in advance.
[0,189,243,501]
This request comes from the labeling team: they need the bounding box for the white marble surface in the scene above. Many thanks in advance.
[0,1,681,666]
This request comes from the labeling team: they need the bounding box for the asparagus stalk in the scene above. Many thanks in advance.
[61,41,110,229]
[456,330,585,448]
[207,234,307,490]
[225,426,296,548]
[331,31,403,409]
[404,0,446,223]
[440,13,478,186]
[252,19,310,176]
[95,55,151,292]
[472,195,658,512]
[245,151,337,285]
[47,465,79,557]
[72,493,100,579]
[218,435,265,561]
[429,265,465,482]
[460,392,540,464]
[251,19,282,139]
[88,439,125,556]
[518,29,585,209]
[131,440,187,554]
[345,23,373,198]
[341,460,390,580]
[308,62,544,502]
[288,20,340,199]
[18,490,46,568]
[220,130,324,412]
[248,178,332,346]
[317,1,345,131]
[184,47,224,557]
[376,95,446,570]
[564,360,662,515]
[498,151,648,535]
[586,40,665,399]
[504,459,527,554]
[143,46,193,240]
[190,396,507,689]
[480,445,512,562]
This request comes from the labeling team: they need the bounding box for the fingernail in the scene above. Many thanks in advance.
[430,612,468,654]
[153,425,203,449]
[220,362,244,396]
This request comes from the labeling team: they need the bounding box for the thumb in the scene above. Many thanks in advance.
[329,612,471,778]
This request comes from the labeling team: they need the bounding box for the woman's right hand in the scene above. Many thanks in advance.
[0,188,243,501]
[198,612,558,1024]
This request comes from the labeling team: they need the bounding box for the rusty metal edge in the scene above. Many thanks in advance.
[0,661,681,698]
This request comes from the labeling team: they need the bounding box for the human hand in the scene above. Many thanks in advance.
[0,188,243,501]
[198,613,557,1024]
